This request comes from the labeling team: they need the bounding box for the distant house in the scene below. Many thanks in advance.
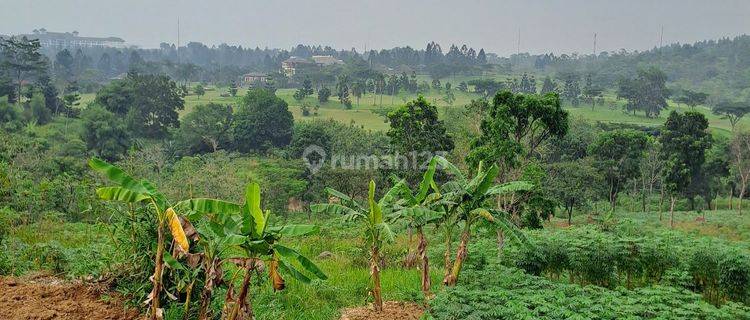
[17,29,126,48]
[311,55,344,67]
[281,56,312,77]
[242,72,269,87]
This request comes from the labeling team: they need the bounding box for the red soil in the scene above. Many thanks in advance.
[0,274,139,320]
[340,301,424,320]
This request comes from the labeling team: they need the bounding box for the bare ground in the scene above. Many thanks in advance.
[0,274,139,320]
[340,301,424,320]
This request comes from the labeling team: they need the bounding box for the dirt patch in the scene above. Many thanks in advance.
[340,301,424,320]
[0,274,139,320]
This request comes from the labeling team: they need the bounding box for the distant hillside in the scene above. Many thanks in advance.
[526,35,750,101]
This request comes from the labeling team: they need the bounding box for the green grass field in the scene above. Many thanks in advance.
[78,79,750,134]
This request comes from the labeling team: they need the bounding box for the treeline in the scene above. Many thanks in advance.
[17,38,492,92]
[527,35,750,100]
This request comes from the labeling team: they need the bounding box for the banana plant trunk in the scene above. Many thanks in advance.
[228,266,255,320]
[444,222,471,286]
[183,280,195,320]
[198,286,212,320]
[150,221,166,319]
[417,227,430,297]
[443,229,453,281]
[198,259,219,320]
[370,245,383,312]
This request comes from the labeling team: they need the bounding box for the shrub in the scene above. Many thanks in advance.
[21,242,69,273]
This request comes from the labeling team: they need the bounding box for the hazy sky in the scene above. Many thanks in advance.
[2,0,749,55]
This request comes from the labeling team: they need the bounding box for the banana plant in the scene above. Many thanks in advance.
[89,158,190,320]
[435,159,534,286]
[387,157,446,298]
[169,201,244,320]
[178,183,326,320]
[311,180,395,312]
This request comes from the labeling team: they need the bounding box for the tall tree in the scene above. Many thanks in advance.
[731,131,750,214]
[477,48,487,65]
[713,100,750,132]
[228,81,238,97]
[0,37,47,103]
[467,91,569,174]
[80,104,131,161]
[582,73,603,110]
[317,86,331,103]
[540,76,557,94]
[54,49,74,82]
[95,72,185,138]
[387,96,454,179]
[351,81,363,107]
[660,111,711,225]
[589,129,649,211]
[545,159,601,225]
[617,67,670,117]
[232,88,293,152]
[175,103,233,154]
[675,89,708,110]
[193,83,205,97]
[301,78,314,95]
[558,71,581,106]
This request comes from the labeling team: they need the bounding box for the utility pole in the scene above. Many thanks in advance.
[517,28,521,56]
[659,25,664,47]
[177,17,181,65]
[593,33,597,56]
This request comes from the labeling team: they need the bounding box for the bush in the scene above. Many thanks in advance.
[503,224,750,305]
[21,242,69,273]
[428,263,750,319]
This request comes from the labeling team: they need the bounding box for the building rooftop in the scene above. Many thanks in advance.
[283,56,311,64]
[17,30,125,44]
[311,55,343,65]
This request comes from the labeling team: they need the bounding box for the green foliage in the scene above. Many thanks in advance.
[544,159,601,223]
[387,96,454,166]
[617,67,670,117]
[80,104,131,161]
[675,89,708,109]
[228,82,238,97]
[24,94,51,124]
[467,90,568,169]
[713,99,750,130]
[232,88,293,152]
[174,103,233,155]
[428,263,750,319]
[293,88,306,102]
[95,72,185,138]
[193,83,205,97]
[0,99,22,128]
[317,86,331,103]
[660,111,712,198]
[504,224,750,305]
[0,36,47,102]
[289,120,333,158]
[589,129,649,209]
